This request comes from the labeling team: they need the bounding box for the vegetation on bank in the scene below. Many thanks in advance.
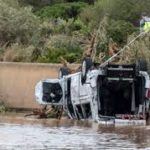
[0,101,8,113]
[0,0,150,63]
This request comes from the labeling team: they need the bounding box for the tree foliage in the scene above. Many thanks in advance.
[0,0,40,45]
[36,2,87,19]
[1,0,150,63]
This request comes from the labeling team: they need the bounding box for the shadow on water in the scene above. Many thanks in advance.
[0,114,150,149]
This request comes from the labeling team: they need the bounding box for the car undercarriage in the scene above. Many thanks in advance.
[35,58,150,125]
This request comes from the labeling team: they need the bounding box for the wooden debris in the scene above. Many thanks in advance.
[60,56,81,73]
[25,105,64,119]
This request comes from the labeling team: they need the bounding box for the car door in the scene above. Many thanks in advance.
[70,72,92,105]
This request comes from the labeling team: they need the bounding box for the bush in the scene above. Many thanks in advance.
[36,2,87,19]
[38,35,83,63]
[19,0,65,9]
[49,35,82,53]
[0,101,8,113]
[107,20,136,44]
[67,19,88,34]
[1,0,150,64]
[3,43,35,62]
[38,48,67,63]
[116,32,150,73]
[80,0,116,29]
[0,0,40,45]
[44,18,89,35]
[38,48,82,63]
[80,0,150,28]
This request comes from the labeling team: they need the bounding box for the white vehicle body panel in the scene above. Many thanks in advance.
[35,64,150,126]
[70,73,92,105]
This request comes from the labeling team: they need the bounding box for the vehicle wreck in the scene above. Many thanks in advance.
[35,29,150,125]
[35,56,150,125]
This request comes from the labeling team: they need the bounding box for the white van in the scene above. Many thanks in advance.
[35,57,150,125]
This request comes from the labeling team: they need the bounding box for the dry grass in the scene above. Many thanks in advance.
[3,43,34,62]
[82,16,108,62]
[118,32,150,65]
[84,19,150,67]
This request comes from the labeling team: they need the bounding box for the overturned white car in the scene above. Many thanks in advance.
[35,57,150,125]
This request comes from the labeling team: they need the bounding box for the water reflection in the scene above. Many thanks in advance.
[0,116,149,150]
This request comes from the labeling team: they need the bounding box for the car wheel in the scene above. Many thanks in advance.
[58,67,70,78]
[136,58,147,71]
[81,57,93,84]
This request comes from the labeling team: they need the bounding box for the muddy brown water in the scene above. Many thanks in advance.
[0,114,150,150]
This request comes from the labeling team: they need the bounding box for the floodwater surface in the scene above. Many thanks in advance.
[0,115,150,150]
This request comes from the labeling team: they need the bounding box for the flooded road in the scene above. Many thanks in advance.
[0,115,150,149]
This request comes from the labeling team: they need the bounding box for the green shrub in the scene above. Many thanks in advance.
[38,47,82,63]
[0,0,40,45]
[38,48,67,63]
[2,0,150,64]
[107,20,137,44]
[67,19,89,34]
[80,0,115,29]
[42,18,89,36]
[19,0,65,9]
[38,35,83,63]
[80,0,150,28]
[36,2,87,19]
[0,101,8,113]
[64,52,81,62]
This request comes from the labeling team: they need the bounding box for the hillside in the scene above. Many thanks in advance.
[0,0,150,63]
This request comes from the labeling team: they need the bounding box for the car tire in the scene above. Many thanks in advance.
[58,67,70,78]
[136,58,147,71]
[81,57,93,84]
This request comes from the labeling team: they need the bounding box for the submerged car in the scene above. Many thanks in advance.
[35,57,150,125]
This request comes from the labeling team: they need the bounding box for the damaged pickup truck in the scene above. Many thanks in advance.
[35,57,150,125]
